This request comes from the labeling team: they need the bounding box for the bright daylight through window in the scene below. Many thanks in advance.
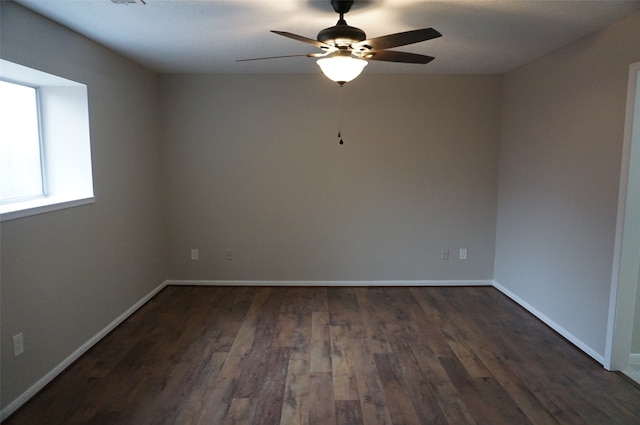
[0,80,45,204]
[0,60,94,221]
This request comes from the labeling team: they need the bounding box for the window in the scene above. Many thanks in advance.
[0,80,45,203]
[0,60,94,221]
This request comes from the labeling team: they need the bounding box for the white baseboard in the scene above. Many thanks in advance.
[0,281,167,422]
[492,280,605,365]
[165,279,493,287]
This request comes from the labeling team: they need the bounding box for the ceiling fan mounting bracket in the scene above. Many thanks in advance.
[331,0,354,15]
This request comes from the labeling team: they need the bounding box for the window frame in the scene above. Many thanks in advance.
[0,60,95,221]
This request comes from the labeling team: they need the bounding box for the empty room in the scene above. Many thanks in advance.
[2,0,640,423]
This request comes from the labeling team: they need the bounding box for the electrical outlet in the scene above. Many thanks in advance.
[225,249,233,261]
[441,249,449,260]
[191,249,199,260]
[13,333,24,357]
[459,248,468,260]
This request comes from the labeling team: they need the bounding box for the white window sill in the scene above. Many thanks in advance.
[0,196,95,222]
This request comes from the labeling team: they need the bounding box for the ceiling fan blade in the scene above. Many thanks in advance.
[365,50,435,64]
[236,53,321,62]
[271,30,333,50]
[353,28,441,51]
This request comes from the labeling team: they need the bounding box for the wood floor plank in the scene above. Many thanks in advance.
[280,358,310,425]
[349,333,393,425]
[408,343,478,425]
[327,287,359,327]
[374,353,422,425]
[191,348,242,424]
[310,311,332,373]
[274,309,299,348]
[280,290,315,425]
[354,288,393,354]
[387,330,449,425]
[413,287,553,425]
[439,337,535,425]
[194,288,271,425]
[174,351,228,425]
[250,347,291,425]
[330,324,360,401]
[308,372,336,425]
[228,287,272,358]
[435,287,604,424]
[421,288,562,425]
[335,400,364,425]
[248,288,286,355]
[466,342,561,425]
[223,398,257,425]
[441,329,492,379]
[6,286,640,425]
[273,288,314,362]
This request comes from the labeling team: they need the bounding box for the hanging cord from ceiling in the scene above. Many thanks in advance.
[338,85,344,145]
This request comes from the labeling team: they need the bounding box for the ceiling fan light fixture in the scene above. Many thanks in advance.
[317,56,368,86]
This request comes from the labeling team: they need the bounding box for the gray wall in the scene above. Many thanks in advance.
[494,11,640,359]
[160,74,501,281]
[1,2,166,409]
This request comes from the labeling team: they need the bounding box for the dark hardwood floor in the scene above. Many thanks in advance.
[5,286,640,424]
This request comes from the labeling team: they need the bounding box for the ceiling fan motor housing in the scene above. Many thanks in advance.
[318,0,365,47]
[317,22,366,46]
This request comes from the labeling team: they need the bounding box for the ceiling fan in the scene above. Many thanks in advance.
[238,0,442,86]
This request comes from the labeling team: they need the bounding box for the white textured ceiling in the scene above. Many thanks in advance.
[14,0,640,74]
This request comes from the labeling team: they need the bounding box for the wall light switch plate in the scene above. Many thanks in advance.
[225,249,233,261]
[191,249,199,260]
[459,248,468,260]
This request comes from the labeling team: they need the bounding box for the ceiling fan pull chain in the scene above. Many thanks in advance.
[338,86,344,145]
